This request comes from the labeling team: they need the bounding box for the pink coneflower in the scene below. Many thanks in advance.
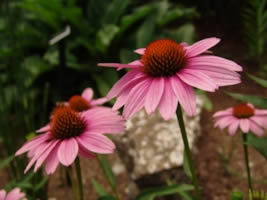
[0,188,25,200]
[66,88,107,112]
[213,103,267,136]
[98,38,242,120]
[15,106,125,174]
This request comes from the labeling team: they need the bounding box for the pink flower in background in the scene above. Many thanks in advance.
[98,38,242,120]
[66,88,107,112]
[0,188,25,200]
[213,103,267,136]
[16,106,125,174]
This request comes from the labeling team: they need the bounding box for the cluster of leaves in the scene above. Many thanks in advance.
[242,0,267,66]
[0,0,198,199]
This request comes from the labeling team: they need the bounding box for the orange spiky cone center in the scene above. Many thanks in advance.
[141,39,186,77]
[51,107,86,139]
[233,104,254,119]
[69,95,90,112]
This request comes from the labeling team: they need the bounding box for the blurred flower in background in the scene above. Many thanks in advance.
[0,188,26,200]
[213,103,267,136]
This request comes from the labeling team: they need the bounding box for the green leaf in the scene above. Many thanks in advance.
[226,92,267,109]
[166,23,195,44]
[34,176,48,192]
[248,74,267,88]
[91,178,108,197]
[231,190,244,200]
[183,151,192,179]
[246,133,267,160]
[98,195,117,200]
[96,24,120,52]
[0,155,14,170]
[136,15,157,47]
[136,184,194,200]
[97,155,117,190]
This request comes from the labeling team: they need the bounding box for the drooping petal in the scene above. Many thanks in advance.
[214,116,236,129]
[134,48,146,55]
[144,77,164,114]
[249,120,264,136]
[90,97,108,106]
[34,140,60,172]
[228,120,239,136]
[106,70,145,99]
[45,144,60,175]
[158,78,178,120]
[123,79,150,119]
[186,65,241,86]
[77,133,115,154]
[0,190,6,200]
[78,144,95,159]
[178,69,218,92]
[250,116,266,129]
[15,133,51,156]
[255,109,267,115]
[36,124,50,133]
[81,88,93,101]
[185,37,220,57]
[239,119,250,133]
[97,63,141,71]
[170,76,196,116]
[213,108,233,118]
[58,138,78,166]
[112,89,131,110]
[187,55,242,71]
[6,188,25,200]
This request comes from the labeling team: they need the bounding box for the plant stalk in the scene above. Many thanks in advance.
[75,158,84,200]
[66,167,78,200]
[242,134,253,191]
[176,104,202,200]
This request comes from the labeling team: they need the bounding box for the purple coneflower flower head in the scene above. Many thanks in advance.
[0,188,25,200]
[66,88,107,112]
[98,38,242,120]
[213,103,267,136]
[15,106,125,174]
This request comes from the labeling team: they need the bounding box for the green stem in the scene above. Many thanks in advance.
[66,167,78,200]
[75,158,84,200]
[242,134,253,191]
[176,104,202,200]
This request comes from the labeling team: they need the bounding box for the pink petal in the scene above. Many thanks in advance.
[186,65,241,86]
[78,144,95,159]
[106,70,144,99]
[250,116,266,129]
[178,69,218,92]
[134,48,146,55]
[255,109,267,115]
[240,119,250,133]
[97,63,140,71]
[16,133,51,156]
[228,120,239,136]
[158,79,178,120]
[123,79,150,119]
[215,116,236,129]
[24,141,52,173]
[58,138,78,166]
[187,55,242,71]
[0,190,6,200]
[34,140,60,172]
[170,76,196,116]
[249,120,264,136]
[213,108,233,118]
[6,188,25,200]
[112,89,131,110]
[90,97,108,106]
[36,124,50,133]
[77,133,115,154]
[185,37,220,57]
[128,60,143,65]
[45,144,60,175]
[144,77,164,114]
[81,88,93,101]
